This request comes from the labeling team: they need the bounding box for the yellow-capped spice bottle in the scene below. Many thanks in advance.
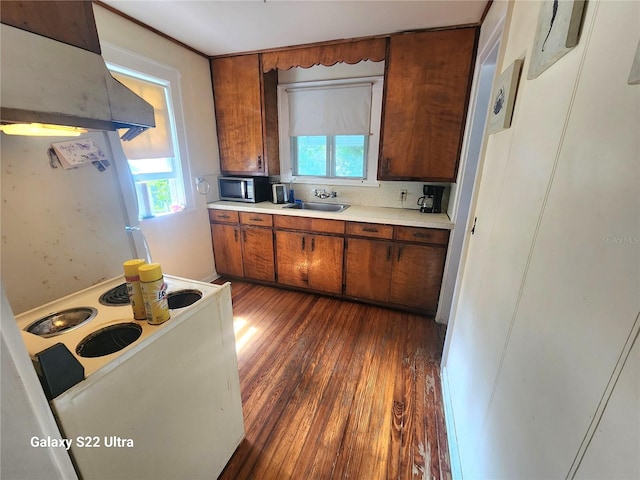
[138,263,170,325]
[123,259,147,320]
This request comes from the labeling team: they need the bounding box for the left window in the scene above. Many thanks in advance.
[106,62,186,218]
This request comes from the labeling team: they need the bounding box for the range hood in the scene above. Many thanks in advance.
[0,23,155,139]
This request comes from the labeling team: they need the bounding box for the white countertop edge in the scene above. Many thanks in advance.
[207,201,454,230]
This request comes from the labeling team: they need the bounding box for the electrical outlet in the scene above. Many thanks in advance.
[400,190,407,202]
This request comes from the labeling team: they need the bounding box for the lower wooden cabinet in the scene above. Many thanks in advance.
[344,238,393,302]
[242,226,275,282]
[211,223,244,277]
[345,232,447,313]
[210,210,275,282]
[210,208,449,314]
[388,243,446,311]
[275,230,343,294]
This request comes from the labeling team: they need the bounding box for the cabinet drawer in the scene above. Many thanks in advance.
[346,222,393,239]
[394,226,450,245]
[209,209,239,224]
[274,215,345,234]
[240,212,273,227]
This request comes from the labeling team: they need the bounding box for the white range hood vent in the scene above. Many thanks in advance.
[0,24,155,139]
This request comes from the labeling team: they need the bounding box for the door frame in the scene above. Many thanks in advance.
[436,11,507,328]
[438,8,507,477]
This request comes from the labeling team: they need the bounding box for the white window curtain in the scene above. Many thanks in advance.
[287,83,373,137]
[111,72,174,160]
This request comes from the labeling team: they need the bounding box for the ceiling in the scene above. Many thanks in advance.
[99,1,489,57]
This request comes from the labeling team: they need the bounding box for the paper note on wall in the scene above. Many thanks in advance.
[51,138,110,170]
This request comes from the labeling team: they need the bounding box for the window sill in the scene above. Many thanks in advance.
[138,205,193,223]
[282,175,380,188]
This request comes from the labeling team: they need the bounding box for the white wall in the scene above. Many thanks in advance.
[1,286,78,479]
[0,132,133,313]
[94,5,219,282]
[442,0,640,478]
[0,7,221,312]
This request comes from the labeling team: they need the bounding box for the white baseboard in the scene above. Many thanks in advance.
[201,272,221,284]
[441,365,463,479]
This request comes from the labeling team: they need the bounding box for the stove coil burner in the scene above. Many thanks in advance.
[26,307,98,337]
[167,289,202,309]
[76,323,142,358]
[99,283,130,306]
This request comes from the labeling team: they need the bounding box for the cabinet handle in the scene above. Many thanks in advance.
[234,229,238,242]
[363,227,379,233]
[219,214,230,219]
[243,230,247,242]
[311,237,315,252]
[250,216,263,222]
[257,156,262,169]
[301,236,306,250]
[413,232,429,238]
[385,158,391,173]
[387,246,392,261]
[397,247,403,262]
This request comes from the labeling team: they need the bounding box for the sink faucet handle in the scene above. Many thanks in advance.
[313,188,337,199]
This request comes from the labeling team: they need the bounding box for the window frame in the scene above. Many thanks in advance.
[101,42,194,219]
[278,76,383,186]
[291,135,369,179]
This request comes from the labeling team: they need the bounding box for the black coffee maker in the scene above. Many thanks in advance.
[417,185,445,213]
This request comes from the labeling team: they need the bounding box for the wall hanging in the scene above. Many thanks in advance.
[528,0,587,79]
[50,138,110,171]
[488,59,524,134]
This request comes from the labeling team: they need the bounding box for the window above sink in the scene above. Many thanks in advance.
[277,63,384,187]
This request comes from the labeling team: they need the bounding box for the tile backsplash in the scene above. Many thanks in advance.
[286,181,452,216]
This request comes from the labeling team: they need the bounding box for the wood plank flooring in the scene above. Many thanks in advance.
[216,279,451,480]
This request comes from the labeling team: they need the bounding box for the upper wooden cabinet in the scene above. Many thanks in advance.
[379,28,477,182]
[0,1,101,53]
[211,54,279,176]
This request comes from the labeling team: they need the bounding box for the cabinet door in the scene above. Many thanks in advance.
[379,28,477,182]
[308,235,344,295]
[211,54,265,175]
[242,227,275,282]
[344,238,392,302]
[275,230,308,288]
[389,244,446,311]
[211,224,244,277]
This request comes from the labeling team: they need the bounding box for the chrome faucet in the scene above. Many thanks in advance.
[314,189,337,199]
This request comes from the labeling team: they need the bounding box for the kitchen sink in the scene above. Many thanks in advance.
[284,201,350,212]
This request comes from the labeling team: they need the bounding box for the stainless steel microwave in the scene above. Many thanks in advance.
[218,176,271,203]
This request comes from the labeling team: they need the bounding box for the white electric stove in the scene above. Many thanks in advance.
[15,275,245,480]
[17,275,220,378]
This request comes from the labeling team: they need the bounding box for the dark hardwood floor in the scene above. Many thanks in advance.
[216,279,451,480]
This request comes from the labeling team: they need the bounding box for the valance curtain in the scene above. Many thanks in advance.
[111,72,174,160]
[262,37,386,72]
[287,83,373,137]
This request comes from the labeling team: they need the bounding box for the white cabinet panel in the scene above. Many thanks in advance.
[444,0,640,478]
[575,337,640,480]
[443,0,591,472]
[471,1,640,478]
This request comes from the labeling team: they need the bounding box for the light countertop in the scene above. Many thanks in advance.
[207,201,453,230]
